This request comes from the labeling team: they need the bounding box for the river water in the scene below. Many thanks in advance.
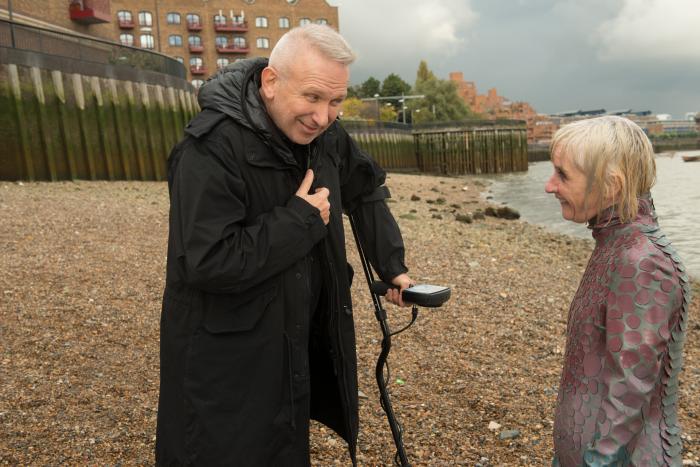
[486,150,700,279]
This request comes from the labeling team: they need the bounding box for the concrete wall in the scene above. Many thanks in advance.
[0,58,197,181]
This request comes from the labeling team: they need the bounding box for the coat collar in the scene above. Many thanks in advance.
[589,194,657,238]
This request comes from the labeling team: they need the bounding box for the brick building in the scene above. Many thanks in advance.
[449,71,553,143]
[1,0,338,86]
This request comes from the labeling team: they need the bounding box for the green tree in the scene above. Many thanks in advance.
[359,76,381,98]
[346,84,362,99]
[340,97,365,119]
[379,105,398,122]
[412,61,475,123]
[416,60,436,82]
[380,73,412,110]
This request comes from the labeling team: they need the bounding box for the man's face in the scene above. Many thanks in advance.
[545,148,600,223]
[261,49,349,145]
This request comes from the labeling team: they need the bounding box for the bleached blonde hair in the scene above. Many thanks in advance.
[550,116,656,223]
[269,24,356,75]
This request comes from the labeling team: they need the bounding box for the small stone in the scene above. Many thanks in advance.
[435,197,446,205]
[497,206,520,220]
[461,185,469,191]
[432,214,442,220]
[499,429,520,440]
[455,213,472,224]
[357,390,368,400]
[488,421,501,431]
[468,261,480,268]
[473,211,485,220]
[410,194,421,201]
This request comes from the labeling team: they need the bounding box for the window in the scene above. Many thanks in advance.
[138,11,153,27]
[175,56,184,64]
[214,14,227,25]
[315,18,328,25]
[140,34,155,49]
[117,10,132,22]
[186,13,200,25]
[233,14,244,24]
[168,34,182,47]
[233,37,247,48]
[278,17,290,29]
[166,12,180,24]
[119,33,134,46]
[255,16,268,28]
[192,79,204,88]
[190,57,203,67]
[188,35,202,46]
[299,18,311,26]
[215,36,228,47]
[216,58,230,69]
[256,37,270,49]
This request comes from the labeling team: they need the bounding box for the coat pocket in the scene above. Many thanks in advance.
[202,286,277,334]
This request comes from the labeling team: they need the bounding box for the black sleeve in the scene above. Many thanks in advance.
[168,135,327,294]
[335,123,408,282]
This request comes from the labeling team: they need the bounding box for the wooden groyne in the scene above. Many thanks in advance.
[344,119,528,175]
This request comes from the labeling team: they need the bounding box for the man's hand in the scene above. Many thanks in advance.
[385,273,414,307]
[295,169,330,225]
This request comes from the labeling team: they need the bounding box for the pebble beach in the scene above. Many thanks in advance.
[1,173,698,465]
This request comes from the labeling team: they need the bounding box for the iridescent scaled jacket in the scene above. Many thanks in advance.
[553,196,691,466]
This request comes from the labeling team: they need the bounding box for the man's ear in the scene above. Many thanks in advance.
[260,66,278,100]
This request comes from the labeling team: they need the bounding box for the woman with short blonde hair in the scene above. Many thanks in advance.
[546,116,690,465]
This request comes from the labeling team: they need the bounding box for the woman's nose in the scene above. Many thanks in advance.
[545,174,556,193]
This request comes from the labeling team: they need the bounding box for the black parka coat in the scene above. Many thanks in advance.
[156,58,407,466]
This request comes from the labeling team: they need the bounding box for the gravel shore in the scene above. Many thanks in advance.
[1,173,698,465]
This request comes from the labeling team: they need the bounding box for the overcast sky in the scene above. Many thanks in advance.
[327,0,700,118]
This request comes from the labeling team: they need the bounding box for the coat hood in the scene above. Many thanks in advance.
[197,57,294,162]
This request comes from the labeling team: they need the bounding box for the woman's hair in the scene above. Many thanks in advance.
[550,115,656,223]
[269,24,356,74]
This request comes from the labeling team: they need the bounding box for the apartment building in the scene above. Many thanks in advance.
[108,0,338,86]
[2,0,338,86]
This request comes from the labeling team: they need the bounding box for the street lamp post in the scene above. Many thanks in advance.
[361,93,425,124]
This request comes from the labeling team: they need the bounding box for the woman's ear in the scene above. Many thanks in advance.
[607,171,624,203]
[260,66,278,101]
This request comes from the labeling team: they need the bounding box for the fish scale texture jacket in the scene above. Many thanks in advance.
[155,57,407,466]
[553,197,690,466]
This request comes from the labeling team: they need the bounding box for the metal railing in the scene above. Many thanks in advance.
[0,18,186,79]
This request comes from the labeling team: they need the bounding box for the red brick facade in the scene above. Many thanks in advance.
[450,71,552,143]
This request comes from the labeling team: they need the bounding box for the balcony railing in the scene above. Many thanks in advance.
[118,19,134,29]
[189,44,204,53]
[190,65,207,75]
[69,0,110,24]
[216,44,249,54]
[214,21,248,32]
[187,22,202,31]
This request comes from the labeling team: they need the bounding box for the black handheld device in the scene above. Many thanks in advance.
[370,282,451,308]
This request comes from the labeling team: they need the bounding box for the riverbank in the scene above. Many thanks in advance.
[1,174,698,465]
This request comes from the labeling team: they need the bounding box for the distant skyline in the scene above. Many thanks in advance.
[328,0,700,119]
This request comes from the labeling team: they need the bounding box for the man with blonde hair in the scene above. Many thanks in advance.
[156,24,413,465]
